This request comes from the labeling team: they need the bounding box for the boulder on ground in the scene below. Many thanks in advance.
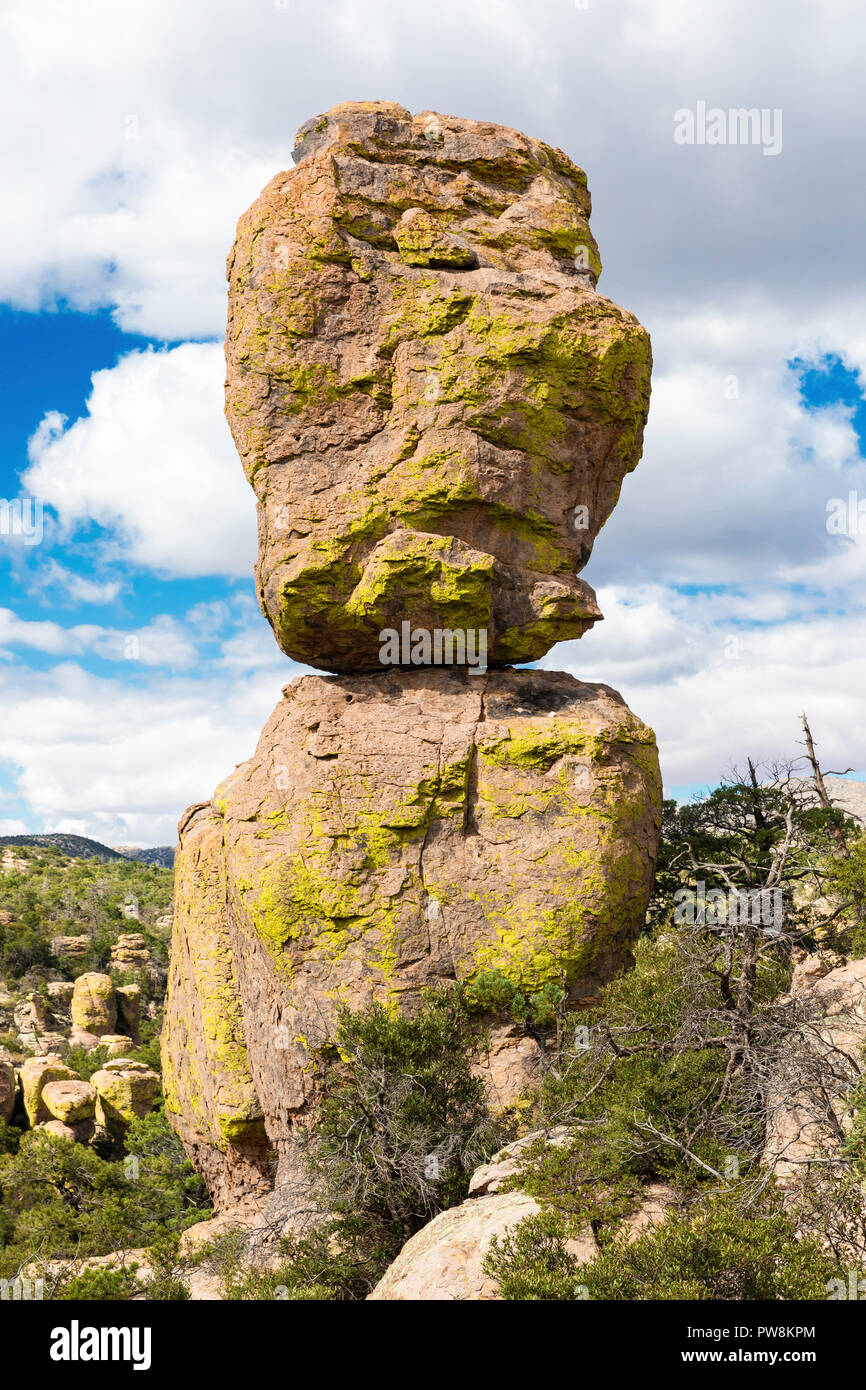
[368,1191,595,1300]
[39,1118,95,1144]
[370,1131,677,1299]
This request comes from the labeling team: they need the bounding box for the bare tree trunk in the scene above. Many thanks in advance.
[801,713,849,857]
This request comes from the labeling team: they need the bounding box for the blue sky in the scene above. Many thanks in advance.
[1,0,865,843]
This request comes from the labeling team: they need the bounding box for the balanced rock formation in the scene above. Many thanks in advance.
[164,103,661,1220]
[226,101,651,672]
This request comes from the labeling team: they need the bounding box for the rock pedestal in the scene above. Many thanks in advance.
[163,103,661,1219]
[164,667,660,1210]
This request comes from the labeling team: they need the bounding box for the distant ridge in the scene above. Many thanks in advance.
[0,833,174,867]
[112,844,175,868]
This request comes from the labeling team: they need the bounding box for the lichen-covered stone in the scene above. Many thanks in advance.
[19,1055,77,1126]
[161,807,271,1211]
[91,1064,161,1131]
[115,984,141,1042]
[41,1079,97,1124]
[225,101,651,671]
[71,972,117,1036]
[163,667,661,1211]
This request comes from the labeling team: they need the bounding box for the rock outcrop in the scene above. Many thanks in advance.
[369,1129,675,1299]
[763,956,866,1183]
[164,668,659,1210]
[163,103,661,1222]
[71,972,117,1036]
[225,101,651,672]
[91,1060,161,1132]
[41,1079,97,1125]
[19,1056,78,1126]
[0,1056,15,1123]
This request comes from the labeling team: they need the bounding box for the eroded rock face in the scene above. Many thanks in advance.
[163,666,660,1211]
[71,972,117,1037]
[19,1056,77,1126]
[0,1058,15,1123]
[91,1062,161,1132]
[225,101,651,672]
[763,957,866,1183]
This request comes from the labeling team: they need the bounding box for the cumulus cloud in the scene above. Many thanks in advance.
[544,586,866,793]
[0,659,288,844]
[36,561,123,606]
[22,343,255,578]
[3,0,866,834]
[0,595,303,841]
[0,0,864,336]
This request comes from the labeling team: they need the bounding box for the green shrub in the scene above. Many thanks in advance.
[484,1192,839,1301]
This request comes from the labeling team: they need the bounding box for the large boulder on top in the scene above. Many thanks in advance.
[71,972,117,1036]
[225,101,651,672]
[163,666,661,1213]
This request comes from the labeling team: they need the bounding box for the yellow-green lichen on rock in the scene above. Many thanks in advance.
[161,803,270,1210]
[162,668,661,1214]
[226,101,652,672]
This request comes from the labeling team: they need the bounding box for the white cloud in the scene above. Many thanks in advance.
[22,343,255,579]
[0,659,288,845]
[0,607,199,669]
[0,0,863,336]
[36,560,122,605]
[544,586,866,792]
[3,0,866,833]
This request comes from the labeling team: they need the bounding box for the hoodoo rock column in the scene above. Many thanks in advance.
[163,102,662,1218]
